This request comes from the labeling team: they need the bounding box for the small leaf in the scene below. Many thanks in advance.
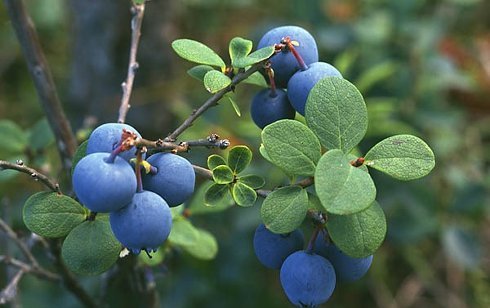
[305,77,368,153]
[207,154,227,170]
[261,186,308,234]
[364,134,435,181]
[262,120,321,176]
[172,39,225,69]
[168,216,199,247]
[355,61,398,93]
[71,140,88,175]
[61,219,121,275]
[228,145,252,174]
[238,174,265,189]
[327,201,386,258]
[229,37,253,66]
[23,192,87,238]
[204,183,229,206]
[187,65,214,81]
[242,71,268,88]
[212,165,234,184]
[139,249,165,266]
[181,228,218,260]
[0,120,28,156]
[28,118,55,151]
[227,96,241,117]
[233,46,275,68]
[231,182,257,207]
[315,149,376,215]
[203,70,232,93]
[188,182,234,214]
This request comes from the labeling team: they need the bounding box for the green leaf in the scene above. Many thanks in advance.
[315,149,376,215]
[181,228,218,260]
[327,201,386,258]
[238,174,265,189]
[188,182,234,215]
[233,46,275,68]
[229,37,253,66]
[28,118,55,151]
[71,140,88,175]
[207,154,227,170]
[23,192,87,238]
[307,193,324,212]
[187,65,214,81]
[262,120,321,176]
[0,120,28,156]
[261,186,308,234]
[228,145,252,174]
[168,216,199,247]
[355,61,398,93]
[212,165,234,184]
[231,182,257,207]
[61,219,121,275]
[139,248,165,266]
[227,96,241,117]
[305,77,368,153]
[242,71,268,88]
[203,70,232,93]
[171,39,226,69]
[364,134,436,181]
[204,183,230,206]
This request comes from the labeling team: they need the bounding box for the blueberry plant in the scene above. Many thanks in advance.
[0,1,436,307]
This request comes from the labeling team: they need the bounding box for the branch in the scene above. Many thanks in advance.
[0,269,24,305]
[4,0,77,169]
[0,218,38,266]
[0,256,59,282]
[117,2,146,124]
[139,134,230,154]
[165,61,269,142]
[0,160,60,193]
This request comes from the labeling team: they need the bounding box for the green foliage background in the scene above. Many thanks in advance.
[1,0,489,307]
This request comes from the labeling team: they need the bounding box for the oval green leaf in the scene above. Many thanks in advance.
[364,134,435,181]
[212,165,234,184]
[233,46,275,68]
[261,186,308,234]
[262,119,322,176]
[229,37,253,65]
[168,216,199,247]
[23,191,87,238]
[238,174,265,189]
[207,154,227,170]
[227,96,241,117]
[305,77,368,153]
[203,70,232,93]
[187,65,214,81]
[0,120,28,156]
[171,39,225,69]
[28,118,55,151]
[189,182,234,214]
[242,71,268,88]
[61,219,121,275]
[204,183,230,206]
[327,201,386,258]
[315,149,376,215]
[182,228,218,260]
[231,182,257,207]
[228,145,252,174]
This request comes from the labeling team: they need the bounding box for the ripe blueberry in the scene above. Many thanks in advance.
[250,89,296,129]
[87,123,141,161]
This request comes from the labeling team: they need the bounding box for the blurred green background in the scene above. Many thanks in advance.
[1,0,489,307]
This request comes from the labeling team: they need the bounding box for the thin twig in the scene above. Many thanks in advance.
[1,256,59,282]
[140,134,230,154]
[4,0,77,169]
[165,60,269,142]
[0,269,24,305]
[0,160,60,193]
[0,218,38,266]
[118,2,146,124]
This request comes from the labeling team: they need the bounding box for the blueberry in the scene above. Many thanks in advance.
[280,250,336,307]
[110,190,172,255]
[314,232,373,282]
[257,25,318,88]
[142,153,195,207]
[253,224,304,269]
[250,89,296,129]
[87,123,141,161]
[72,152,137,213]
[287,62,342,115]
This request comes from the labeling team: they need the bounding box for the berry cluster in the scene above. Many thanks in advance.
[72,123,195,255]
[253,224,372,306]
[250,25,342,129]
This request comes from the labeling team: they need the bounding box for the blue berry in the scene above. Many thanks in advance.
[280,250,336,307]
[250,89,296,129]
[110,190,172,255]
[287,62,342,115]
[87,123,141,161]
[142,153,195,207]
[253,224,304,269]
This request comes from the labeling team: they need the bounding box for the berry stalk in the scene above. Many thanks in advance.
[281,36,308,71]
[264,62,278,98]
